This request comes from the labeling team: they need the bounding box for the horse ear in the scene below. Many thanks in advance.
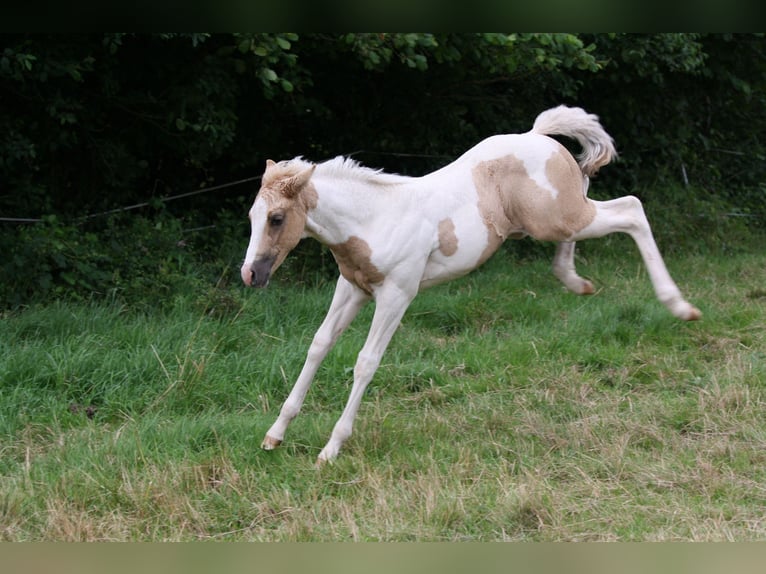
[282,165,316,198]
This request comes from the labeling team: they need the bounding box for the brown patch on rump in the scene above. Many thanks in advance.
[329,236,385,295]
[437,218,458,256]
[472,146,596,258]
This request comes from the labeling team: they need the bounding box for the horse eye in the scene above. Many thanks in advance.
[269,213,285,227]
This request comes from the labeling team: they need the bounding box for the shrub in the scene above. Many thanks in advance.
[0,213,230,309]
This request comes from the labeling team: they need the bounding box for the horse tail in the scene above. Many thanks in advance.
[531,105,617,177]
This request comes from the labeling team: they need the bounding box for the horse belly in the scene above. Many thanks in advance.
[419,207,496,290]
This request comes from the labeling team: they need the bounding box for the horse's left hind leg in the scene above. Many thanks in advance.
[553,241,595,295]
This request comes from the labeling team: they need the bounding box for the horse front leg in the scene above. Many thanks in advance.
[261,276,370,450]
[553,241,595,295]
[317,282,415,464]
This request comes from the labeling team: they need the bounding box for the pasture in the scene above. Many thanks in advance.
[1,237,765,541]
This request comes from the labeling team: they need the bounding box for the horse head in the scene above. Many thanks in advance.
[241,159,317,287]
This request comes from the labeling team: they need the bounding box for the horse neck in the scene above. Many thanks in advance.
[306,175,413,245]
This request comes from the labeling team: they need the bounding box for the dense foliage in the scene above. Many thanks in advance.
[1,33,764,307]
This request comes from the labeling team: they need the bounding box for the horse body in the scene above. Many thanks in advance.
[267,133,591,293]
[241,106,700,464]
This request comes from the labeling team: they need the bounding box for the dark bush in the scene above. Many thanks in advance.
[2,33,764,307]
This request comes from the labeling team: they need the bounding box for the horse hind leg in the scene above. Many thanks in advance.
[553,174,595,295]
[553,241,595,295]
[570,196,700,321]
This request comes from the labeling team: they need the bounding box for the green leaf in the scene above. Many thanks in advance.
[238,39,251,54]
[22,55,35,71]
[261,68,277,82]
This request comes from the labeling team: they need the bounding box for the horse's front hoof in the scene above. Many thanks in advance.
[261,435,282,450]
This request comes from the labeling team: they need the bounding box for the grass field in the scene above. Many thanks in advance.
[1,236,765,541]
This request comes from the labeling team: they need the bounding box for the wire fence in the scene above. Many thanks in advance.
[0,174,263,225]
[0,149,454,225]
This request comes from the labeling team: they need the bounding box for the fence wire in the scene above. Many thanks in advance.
[0,175,263,224]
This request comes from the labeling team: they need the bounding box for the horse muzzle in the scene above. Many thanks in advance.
[241,256,275,288]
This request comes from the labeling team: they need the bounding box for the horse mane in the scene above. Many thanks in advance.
[313,156,414,186]
[263,155,412,190]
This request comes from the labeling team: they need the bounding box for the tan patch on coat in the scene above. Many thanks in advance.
[329,236,384,295]
[298,180,318,210]
[437,218,458,256]
[472,146,596,257]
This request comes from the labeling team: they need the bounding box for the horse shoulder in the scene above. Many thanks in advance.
[329,235,385,296]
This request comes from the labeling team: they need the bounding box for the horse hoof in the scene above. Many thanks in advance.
[261,435,282,450]
[315,453,337,468]
[580,280,595,295]
[685,306,702,321]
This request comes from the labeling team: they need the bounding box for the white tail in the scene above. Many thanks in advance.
[531,105,617,177]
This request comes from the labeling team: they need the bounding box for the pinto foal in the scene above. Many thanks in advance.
[241,106,700,464]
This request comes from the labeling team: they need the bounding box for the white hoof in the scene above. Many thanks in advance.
[316,444,340,465]
[261,435,282,450]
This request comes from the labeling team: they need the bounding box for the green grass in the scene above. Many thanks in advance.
[1,239,765,541]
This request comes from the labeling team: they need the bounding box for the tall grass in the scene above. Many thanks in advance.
[1,235,765,540]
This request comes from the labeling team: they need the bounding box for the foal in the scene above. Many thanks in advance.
[241,105,700,463]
